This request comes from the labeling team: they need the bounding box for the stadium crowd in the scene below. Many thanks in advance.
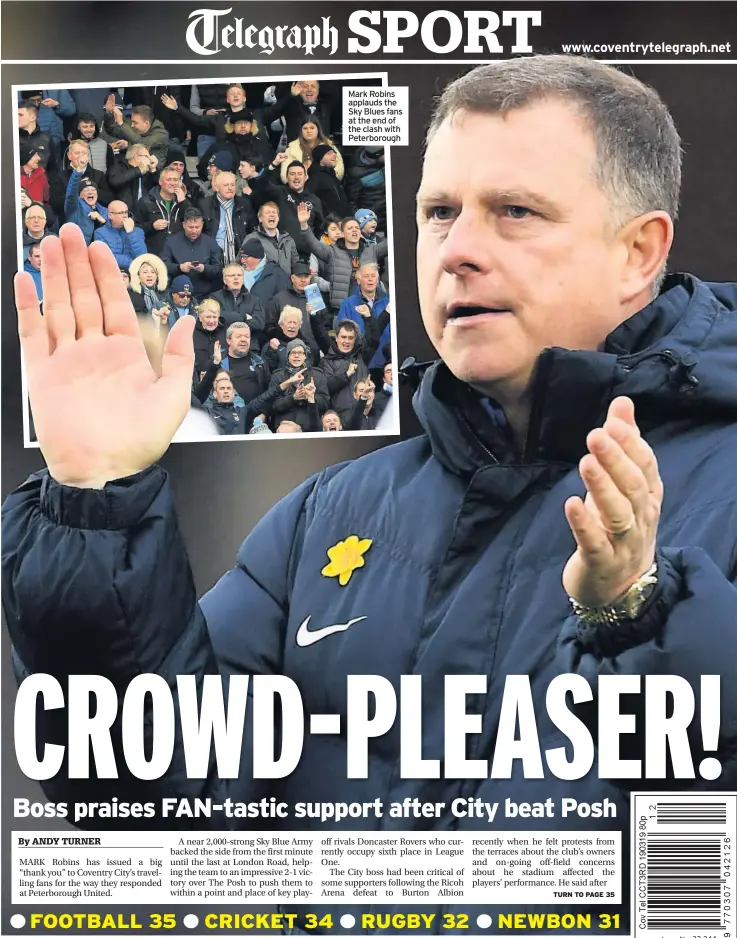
[18,80,394,435]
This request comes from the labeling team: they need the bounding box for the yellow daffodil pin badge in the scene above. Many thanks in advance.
[321,535,373,586]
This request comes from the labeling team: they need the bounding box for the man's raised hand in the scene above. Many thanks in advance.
[15,225,195,489]
[562,397,663,607]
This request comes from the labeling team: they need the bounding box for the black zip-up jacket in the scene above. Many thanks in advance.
[19,125,53,171]
[199,194,256,251]
[307,164,350,218]
[207,287,266,337]
[249,167,324,244]
[315,316,381,423]
[132,186,191,256]
[193,317,227,373]
[268,366,329,431]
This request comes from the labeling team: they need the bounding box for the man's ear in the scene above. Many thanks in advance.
[616,211,674,303]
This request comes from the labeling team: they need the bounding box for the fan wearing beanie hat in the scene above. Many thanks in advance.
[167,275,195,318]
[238,238,278,290]
[355,208,379,243]
[310,144,334,167]
[267,334,330,431]
[241,240,265,260]
[19,141,40,169]
[19,142,48,206]
[171,274,193,295]
[211,151,234,172]
[64,169,108,244]
[306,143,349,218]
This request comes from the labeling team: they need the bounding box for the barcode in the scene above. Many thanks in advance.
[645,835,723,927]
[632,793,735,937]
[656,802,728,825]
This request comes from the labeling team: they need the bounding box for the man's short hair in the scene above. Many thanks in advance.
[428,56,682,230]
[258,201,279,216]
[226,83,245,93]
[278,305,303,327]
[341,217,359,229]
[160,164,182,177]
[24,201,47,220]
[223,263,242,276]
[336,319,358,336]
[358,262,379,276]
[131,104,154,124]
[68,138,90,150]
[183,207,203,223]
[19,101,38,116]
[27,242,42,256]
[226,321,250,340]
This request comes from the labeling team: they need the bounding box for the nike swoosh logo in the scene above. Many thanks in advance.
[296,615,367,647]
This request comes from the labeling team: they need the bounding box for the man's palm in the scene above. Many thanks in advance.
[15,225,195,489]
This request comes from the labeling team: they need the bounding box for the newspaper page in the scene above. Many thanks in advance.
[2,3,736,937]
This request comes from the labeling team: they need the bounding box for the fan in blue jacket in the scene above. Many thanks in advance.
[92,200,146,268]
[63,171,108,244]
[336,263,391,369]
[4,57,737,936]
[22,245,43,301]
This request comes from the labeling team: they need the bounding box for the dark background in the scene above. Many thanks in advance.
[2,1,737,933]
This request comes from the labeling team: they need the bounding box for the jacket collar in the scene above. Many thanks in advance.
[414,273,737,477]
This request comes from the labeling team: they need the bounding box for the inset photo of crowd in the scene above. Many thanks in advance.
[16,76,395,440]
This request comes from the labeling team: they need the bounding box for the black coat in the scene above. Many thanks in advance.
[193,318,227,373]
[132,187,192,256]
[127,85,188,142]
[268,366,329,431]
[191,83,229,114]
[107,159,155,212]
[199,194,256,252]
[316,318,381,423]
[307,165,350,218]
[19,126,53,171]
[261,92,333,142]
[247,262,291,308]
[345,148,386,231]
[250,168,324,244]
[265,286,330,361]
[207,287,265,335]
[197,134,274,180]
